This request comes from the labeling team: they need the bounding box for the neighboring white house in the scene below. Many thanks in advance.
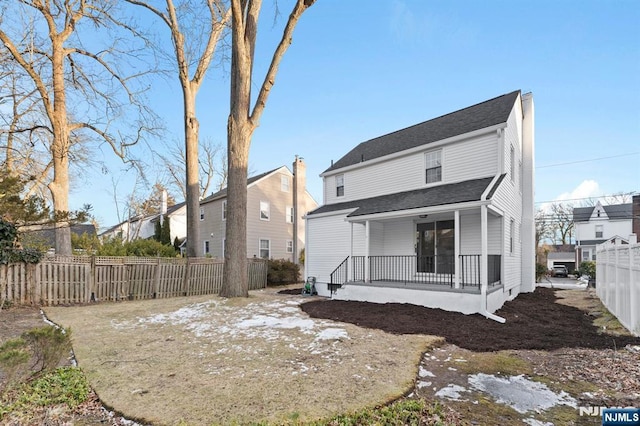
[573,201,633,268]
[100,201,186,244]
[197,157,318,263]
[305,90,535,318]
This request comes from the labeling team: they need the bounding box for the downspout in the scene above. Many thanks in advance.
[479,128,507,324]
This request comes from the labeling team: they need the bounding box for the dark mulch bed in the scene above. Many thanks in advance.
[300,288,640,352]
[277,287,304,295]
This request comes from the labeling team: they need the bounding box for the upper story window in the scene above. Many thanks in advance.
[286,240,293,253]
[595,225,603,238]
[425,150,442,184]
[199,208,204,221]
[286,206,294,224]
[222,201,227,221]
[281,175,290,192]
[510,145,515,183]
[336,174,344,197]
[204,240,210,254]
[260,201,270,221]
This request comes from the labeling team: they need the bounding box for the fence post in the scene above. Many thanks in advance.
[182,257,191,296]
[629,245,638,335]
[154,257,161,298]
[89,256,96,302]
[27,263,36,305]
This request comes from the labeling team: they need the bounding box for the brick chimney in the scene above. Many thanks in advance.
[292,156,306,264]
[633,194,640,238]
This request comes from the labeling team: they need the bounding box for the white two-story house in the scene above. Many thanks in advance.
[305,91,535,319]
[573,201,633,268]
[198,157,318,262]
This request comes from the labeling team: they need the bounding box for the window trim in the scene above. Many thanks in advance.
[281,175,290,192]
[509,218,515,255]
[595,224,603,238]
[424,149,442,185]
[286,206,294,224]
[260,201,270,221]
[199,207,204,221]
[222,238,226,257]
[510,144,515,183]
[259,238,270,259]
[336,174,344,197]
[286,240,293,253]
[222,200,227,221]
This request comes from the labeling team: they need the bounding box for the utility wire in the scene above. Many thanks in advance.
[534,191,637,205]
[536,152,639,169]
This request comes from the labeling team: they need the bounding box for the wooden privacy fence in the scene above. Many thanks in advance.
[596,241,640,336]
[1,256,267,306]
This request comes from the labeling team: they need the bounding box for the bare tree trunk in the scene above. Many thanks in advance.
[221,0,314,297]
[50,38,72,255]
[184,89,200,258]
[221,120,252,297]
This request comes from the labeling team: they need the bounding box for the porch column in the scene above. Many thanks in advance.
[454,210,460,289]
[480,205,488,312]
[365,220,370,283]
[349,222,354,259]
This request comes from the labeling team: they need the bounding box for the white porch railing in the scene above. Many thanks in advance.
[596,242,640,336]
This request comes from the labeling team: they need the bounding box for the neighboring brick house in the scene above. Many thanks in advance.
[197,157,318,262]
[573,201,633,268]
[305,90,535,318]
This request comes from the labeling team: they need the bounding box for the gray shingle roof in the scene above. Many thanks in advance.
[308,176,502,218]
[200,167,282,205]
[324,91,520,173]
[573,203,632,222]
[22,224,96,248]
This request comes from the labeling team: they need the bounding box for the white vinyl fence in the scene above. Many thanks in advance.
[596,242,640,336]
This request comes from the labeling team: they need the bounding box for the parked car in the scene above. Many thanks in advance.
[552,265,568,278]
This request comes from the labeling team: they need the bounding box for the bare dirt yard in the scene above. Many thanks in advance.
[2,286,639,425]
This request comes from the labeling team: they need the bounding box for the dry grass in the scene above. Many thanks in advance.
[44,287,441,425]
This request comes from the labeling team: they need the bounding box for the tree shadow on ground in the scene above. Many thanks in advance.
[299,288,640,352]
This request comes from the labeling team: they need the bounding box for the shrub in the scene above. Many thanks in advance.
[97,236,176,257]
[21,326,72,374]
[0,338,30,394]
[535,263,547,282]
[267,259,300,285]
[579,260,596,278]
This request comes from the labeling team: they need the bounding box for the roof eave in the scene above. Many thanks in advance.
[321,123,506,177]
[344,200,490,222]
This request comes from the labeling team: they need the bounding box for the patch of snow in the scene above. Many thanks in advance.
[448,367,457,371]
[315,328,348,341]
[419,366,435,378]
[454,358,468,362]
[235,315,316,331]
[523,419,554,426]
[417,381,432,389]
[435,384,467,401]
[468,374,577,414]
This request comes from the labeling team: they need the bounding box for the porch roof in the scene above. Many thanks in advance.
[308,175,505,217]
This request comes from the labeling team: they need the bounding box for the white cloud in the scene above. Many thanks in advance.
[539,180,601,211]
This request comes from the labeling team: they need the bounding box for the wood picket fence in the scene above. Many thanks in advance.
[0,256,267,306]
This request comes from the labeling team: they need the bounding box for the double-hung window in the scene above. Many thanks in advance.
[286,206,294,224]
[286,240,293,253]
[281,175,290,192]
[595,225,603,238]
[204,240,210,254]
[222,201,227,221]
[259,239,270,258]
[425,150,442,184]
[199,208,204,221]
[510,145,515,183]
[260,201,270,221]
[336,174,344,197]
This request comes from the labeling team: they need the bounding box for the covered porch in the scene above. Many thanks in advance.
[326,198,507,314]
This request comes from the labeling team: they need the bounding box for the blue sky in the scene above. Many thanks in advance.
[74,0,640,229]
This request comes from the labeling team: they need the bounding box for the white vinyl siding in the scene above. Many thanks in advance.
[323,133,499,205]
[510,144,515,183]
